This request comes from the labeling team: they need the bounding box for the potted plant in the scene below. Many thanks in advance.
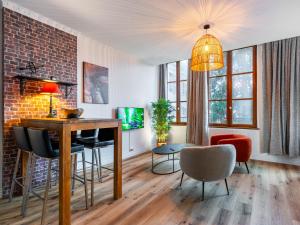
[151,98,175,146]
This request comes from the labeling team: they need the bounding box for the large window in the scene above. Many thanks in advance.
[167,60,188,124]
[208,46,257,128]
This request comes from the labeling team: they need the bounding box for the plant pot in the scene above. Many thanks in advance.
[157,141,167,147]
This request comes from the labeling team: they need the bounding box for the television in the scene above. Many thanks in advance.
[117,107,144,131]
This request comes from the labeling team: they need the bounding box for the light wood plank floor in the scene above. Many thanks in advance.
[0,152,300,225]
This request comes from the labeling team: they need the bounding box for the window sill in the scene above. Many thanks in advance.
[171,122,187,126]
[209,126,260,130]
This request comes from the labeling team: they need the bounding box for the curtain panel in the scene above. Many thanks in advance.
[158,64,167,99]
[186,66,209,146]
[262,36,300,156]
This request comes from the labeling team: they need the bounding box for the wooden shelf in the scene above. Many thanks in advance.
[14,75,77,98]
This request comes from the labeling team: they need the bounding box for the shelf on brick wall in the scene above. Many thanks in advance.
[14,75,77,98]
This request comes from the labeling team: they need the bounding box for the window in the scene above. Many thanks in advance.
[208,46,257,128]
[167,60,188,124]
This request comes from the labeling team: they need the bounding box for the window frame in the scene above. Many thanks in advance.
[167,61,188,125]
[208,46,257,129]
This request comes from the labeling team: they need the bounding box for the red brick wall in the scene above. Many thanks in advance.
[2,8,77,197]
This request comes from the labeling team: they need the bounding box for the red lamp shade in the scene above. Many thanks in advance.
[41,82,60,94]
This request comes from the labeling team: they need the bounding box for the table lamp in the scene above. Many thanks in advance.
[41,82,60,117]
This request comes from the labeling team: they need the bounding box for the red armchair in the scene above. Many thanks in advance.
[210,134,252,173]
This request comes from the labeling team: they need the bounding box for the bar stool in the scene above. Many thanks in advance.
[76,128,114,206]
[9,126,32,206]
[24,128,89,225]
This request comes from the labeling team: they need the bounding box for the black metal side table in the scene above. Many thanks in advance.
[151,144,192,175]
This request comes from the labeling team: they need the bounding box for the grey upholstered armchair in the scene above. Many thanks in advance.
[179,144,236,201]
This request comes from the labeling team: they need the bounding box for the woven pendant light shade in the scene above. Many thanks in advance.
[191,33,224,72]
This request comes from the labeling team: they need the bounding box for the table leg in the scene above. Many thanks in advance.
[173,153,175,172]
[113,123,122,199]
[59,125,71,225]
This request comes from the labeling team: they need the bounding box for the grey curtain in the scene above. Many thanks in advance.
[186,64,209,145]
[158,64,167,99]
[262,36,300,156]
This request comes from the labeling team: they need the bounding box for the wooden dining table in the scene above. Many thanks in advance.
[20,118,123,225]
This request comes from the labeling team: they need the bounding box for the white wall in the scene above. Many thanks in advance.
[169,45,300,166]
[77,35,158,165]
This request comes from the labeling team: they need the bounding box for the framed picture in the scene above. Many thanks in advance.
[83,62,109,104]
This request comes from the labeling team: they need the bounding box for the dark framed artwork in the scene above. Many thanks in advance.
[83,62,109,104]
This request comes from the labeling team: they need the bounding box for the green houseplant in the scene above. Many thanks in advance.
[151,98,175,146]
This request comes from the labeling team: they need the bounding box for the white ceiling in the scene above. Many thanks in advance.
[8,0,300,65]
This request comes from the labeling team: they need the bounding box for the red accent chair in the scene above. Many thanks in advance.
[210,134,252,173]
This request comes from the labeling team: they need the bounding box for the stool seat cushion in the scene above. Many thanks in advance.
[77,137,114,149]
[52,142,85,157]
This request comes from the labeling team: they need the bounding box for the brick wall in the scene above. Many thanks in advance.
[2,8,77,197]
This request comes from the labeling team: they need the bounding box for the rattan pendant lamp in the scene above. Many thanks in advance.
[190,24,224,72]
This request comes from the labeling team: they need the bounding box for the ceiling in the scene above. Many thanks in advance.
[8,0,300,65]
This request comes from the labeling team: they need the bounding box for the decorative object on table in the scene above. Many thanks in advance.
[151,98,175,146]
[151,144,193,175]
[210,134,252,173]
[62,108,84,119]
[83,62,109,104]
[179,145,236,201]
[41,82,60,118]
[190,24,224,72]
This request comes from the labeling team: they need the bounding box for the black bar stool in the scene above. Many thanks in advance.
[10,126,32,210]
[76,128,114,206]
[25,128,88,225]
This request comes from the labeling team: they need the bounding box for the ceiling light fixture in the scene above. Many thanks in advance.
[190,24,224,72]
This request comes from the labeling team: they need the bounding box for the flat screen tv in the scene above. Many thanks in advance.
[117,107,144,131]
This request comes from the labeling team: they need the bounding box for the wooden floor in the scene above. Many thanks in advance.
[0,152,300,225]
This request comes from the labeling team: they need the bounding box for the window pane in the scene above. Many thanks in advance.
[209,52,227,77]
[167,62,176,82]
[232,47,253,74]
[209,101,227,124]
[180,81,187,101]
[180,60,188,80]
[167,82,176,102]
[232,74,253,98]
[209,76,227,100]
[180,102,187,121]
[232,100,253,124]
[170,102,176,122]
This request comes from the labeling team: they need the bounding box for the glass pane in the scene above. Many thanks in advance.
[232,100,253,124]
[167,62,176,82]
[232,73,253,98]
[170,102,176,122]
[209,52,227,77]
[180,60,188,80]
[181,117,187,122]
[167,82,176,102]
[209,76,227,100]
[209,101,227,124]
[180,81,187,101]
[180,102,187,120]
[232,47,253,74]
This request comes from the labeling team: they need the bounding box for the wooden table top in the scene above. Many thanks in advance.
[21,118,122,124]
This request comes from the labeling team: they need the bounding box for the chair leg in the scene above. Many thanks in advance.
[72,154,78,195]
[9,148,22,201]
[82,151,89,209]
[238,162,240,166]
[97,148,102,183]
[41,159,52,225]
[179,172,184,187]
[225,178,229,195]
[91,149,95,206]
[245,162,250,173]
[94,148,101,182]
[202,181,205,201]
[21,154,35,217]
